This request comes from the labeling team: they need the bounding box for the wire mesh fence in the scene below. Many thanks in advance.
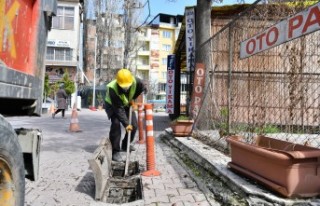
[194,0,320,149]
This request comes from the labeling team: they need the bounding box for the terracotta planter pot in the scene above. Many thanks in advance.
[170,120,194,137]
[226,135,320,198]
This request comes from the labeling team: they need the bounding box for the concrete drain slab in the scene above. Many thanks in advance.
[89,138,144,205]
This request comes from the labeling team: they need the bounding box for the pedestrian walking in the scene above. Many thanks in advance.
[52,83,68,119]
[105,69,147,162]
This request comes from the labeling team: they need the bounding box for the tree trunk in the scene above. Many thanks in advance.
[191,0,212,118]
[195,0,211,69]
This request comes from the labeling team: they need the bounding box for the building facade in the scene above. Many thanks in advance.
[45,0,81,84]
[136,14,183,100]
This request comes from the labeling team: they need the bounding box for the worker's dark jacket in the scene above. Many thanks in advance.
[105,77,145,127]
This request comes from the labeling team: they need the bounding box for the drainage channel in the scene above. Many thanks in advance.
[101,161,143,204]
[88,138,144,204]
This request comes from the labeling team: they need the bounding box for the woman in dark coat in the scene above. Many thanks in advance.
[52,84,68,118]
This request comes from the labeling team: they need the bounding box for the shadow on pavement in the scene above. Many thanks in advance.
[75,172,95,199]
[83,144,100,153]
[152,113,171,133]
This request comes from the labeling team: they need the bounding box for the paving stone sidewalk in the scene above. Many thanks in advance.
[130,112,217,206]
[7,109,215,206]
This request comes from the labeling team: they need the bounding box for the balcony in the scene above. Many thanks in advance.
[138,36,150,41]
[45,60,77,67]
[138,50,150,56]
[136,64,150,71]
[160,22,179,29]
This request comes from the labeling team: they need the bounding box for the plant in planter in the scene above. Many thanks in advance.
[217,107,228,137]
[170,115,194,137]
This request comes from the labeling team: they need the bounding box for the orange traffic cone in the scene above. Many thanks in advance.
[49,103,55,114]
[69,104,81,132]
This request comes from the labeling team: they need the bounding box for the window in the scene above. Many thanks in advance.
[162,44,171,52]
[181,74,187,84]
[141,58,149,65]
[162,30,172,38]
[104,39,124,48]
[114,40,123,48]
[46,47,73,61]
[46,48,54,60]
[162,71,167,79]
[103,54,122,66]
[141,42,149,51]
[52,6,75,30]
[159,83,166,92]
[140,30,148,37]
[181,84,187,92]
[162,58,167,65]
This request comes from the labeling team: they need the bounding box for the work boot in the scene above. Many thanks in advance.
[130,145,136,151]
[112,152,124,162]
[122,145,136,152]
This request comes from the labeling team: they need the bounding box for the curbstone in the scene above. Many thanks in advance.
[161,131,320,206]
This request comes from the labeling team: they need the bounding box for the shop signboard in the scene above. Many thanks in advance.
[166,55,175,114]
[240,2,320,59]
[185,7,195,71]
[190,63,205,118]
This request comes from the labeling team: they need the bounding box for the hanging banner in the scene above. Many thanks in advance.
[185,7,195,72]
[190,63,205,118]
[240,2,320,59]
[166,55,175,114]
[150,29,160,69]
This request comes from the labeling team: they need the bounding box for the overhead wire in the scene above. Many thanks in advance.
[135,0,152,31]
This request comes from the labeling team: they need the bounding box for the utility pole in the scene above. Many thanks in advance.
[91,35,97,110]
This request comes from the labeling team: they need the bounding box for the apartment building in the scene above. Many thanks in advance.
[45,0,81,83]
[135,27,151,80]
[136,14,183,100]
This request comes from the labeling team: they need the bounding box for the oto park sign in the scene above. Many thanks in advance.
[240,2,320,59]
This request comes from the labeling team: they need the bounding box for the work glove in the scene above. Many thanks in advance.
[129,100,135,107]
[126,125,133,132]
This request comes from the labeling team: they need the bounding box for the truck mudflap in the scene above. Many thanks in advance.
[15,128,42,181]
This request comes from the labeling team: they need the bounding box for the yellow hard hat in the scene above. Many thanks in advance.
[116,69,133,88]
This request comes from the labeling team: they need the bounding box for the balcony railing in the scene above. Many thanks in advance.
[136,64,149,70]
[138,50,150,56]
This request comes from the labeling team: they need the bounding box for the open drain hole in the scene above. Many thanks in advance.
[101,161,143,204]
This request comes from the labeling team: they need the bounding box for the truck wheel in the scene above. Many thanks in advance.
[0,116,25,206]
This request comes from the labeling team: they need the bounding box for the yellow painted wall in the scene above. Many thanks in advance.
[158,26,177,83]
